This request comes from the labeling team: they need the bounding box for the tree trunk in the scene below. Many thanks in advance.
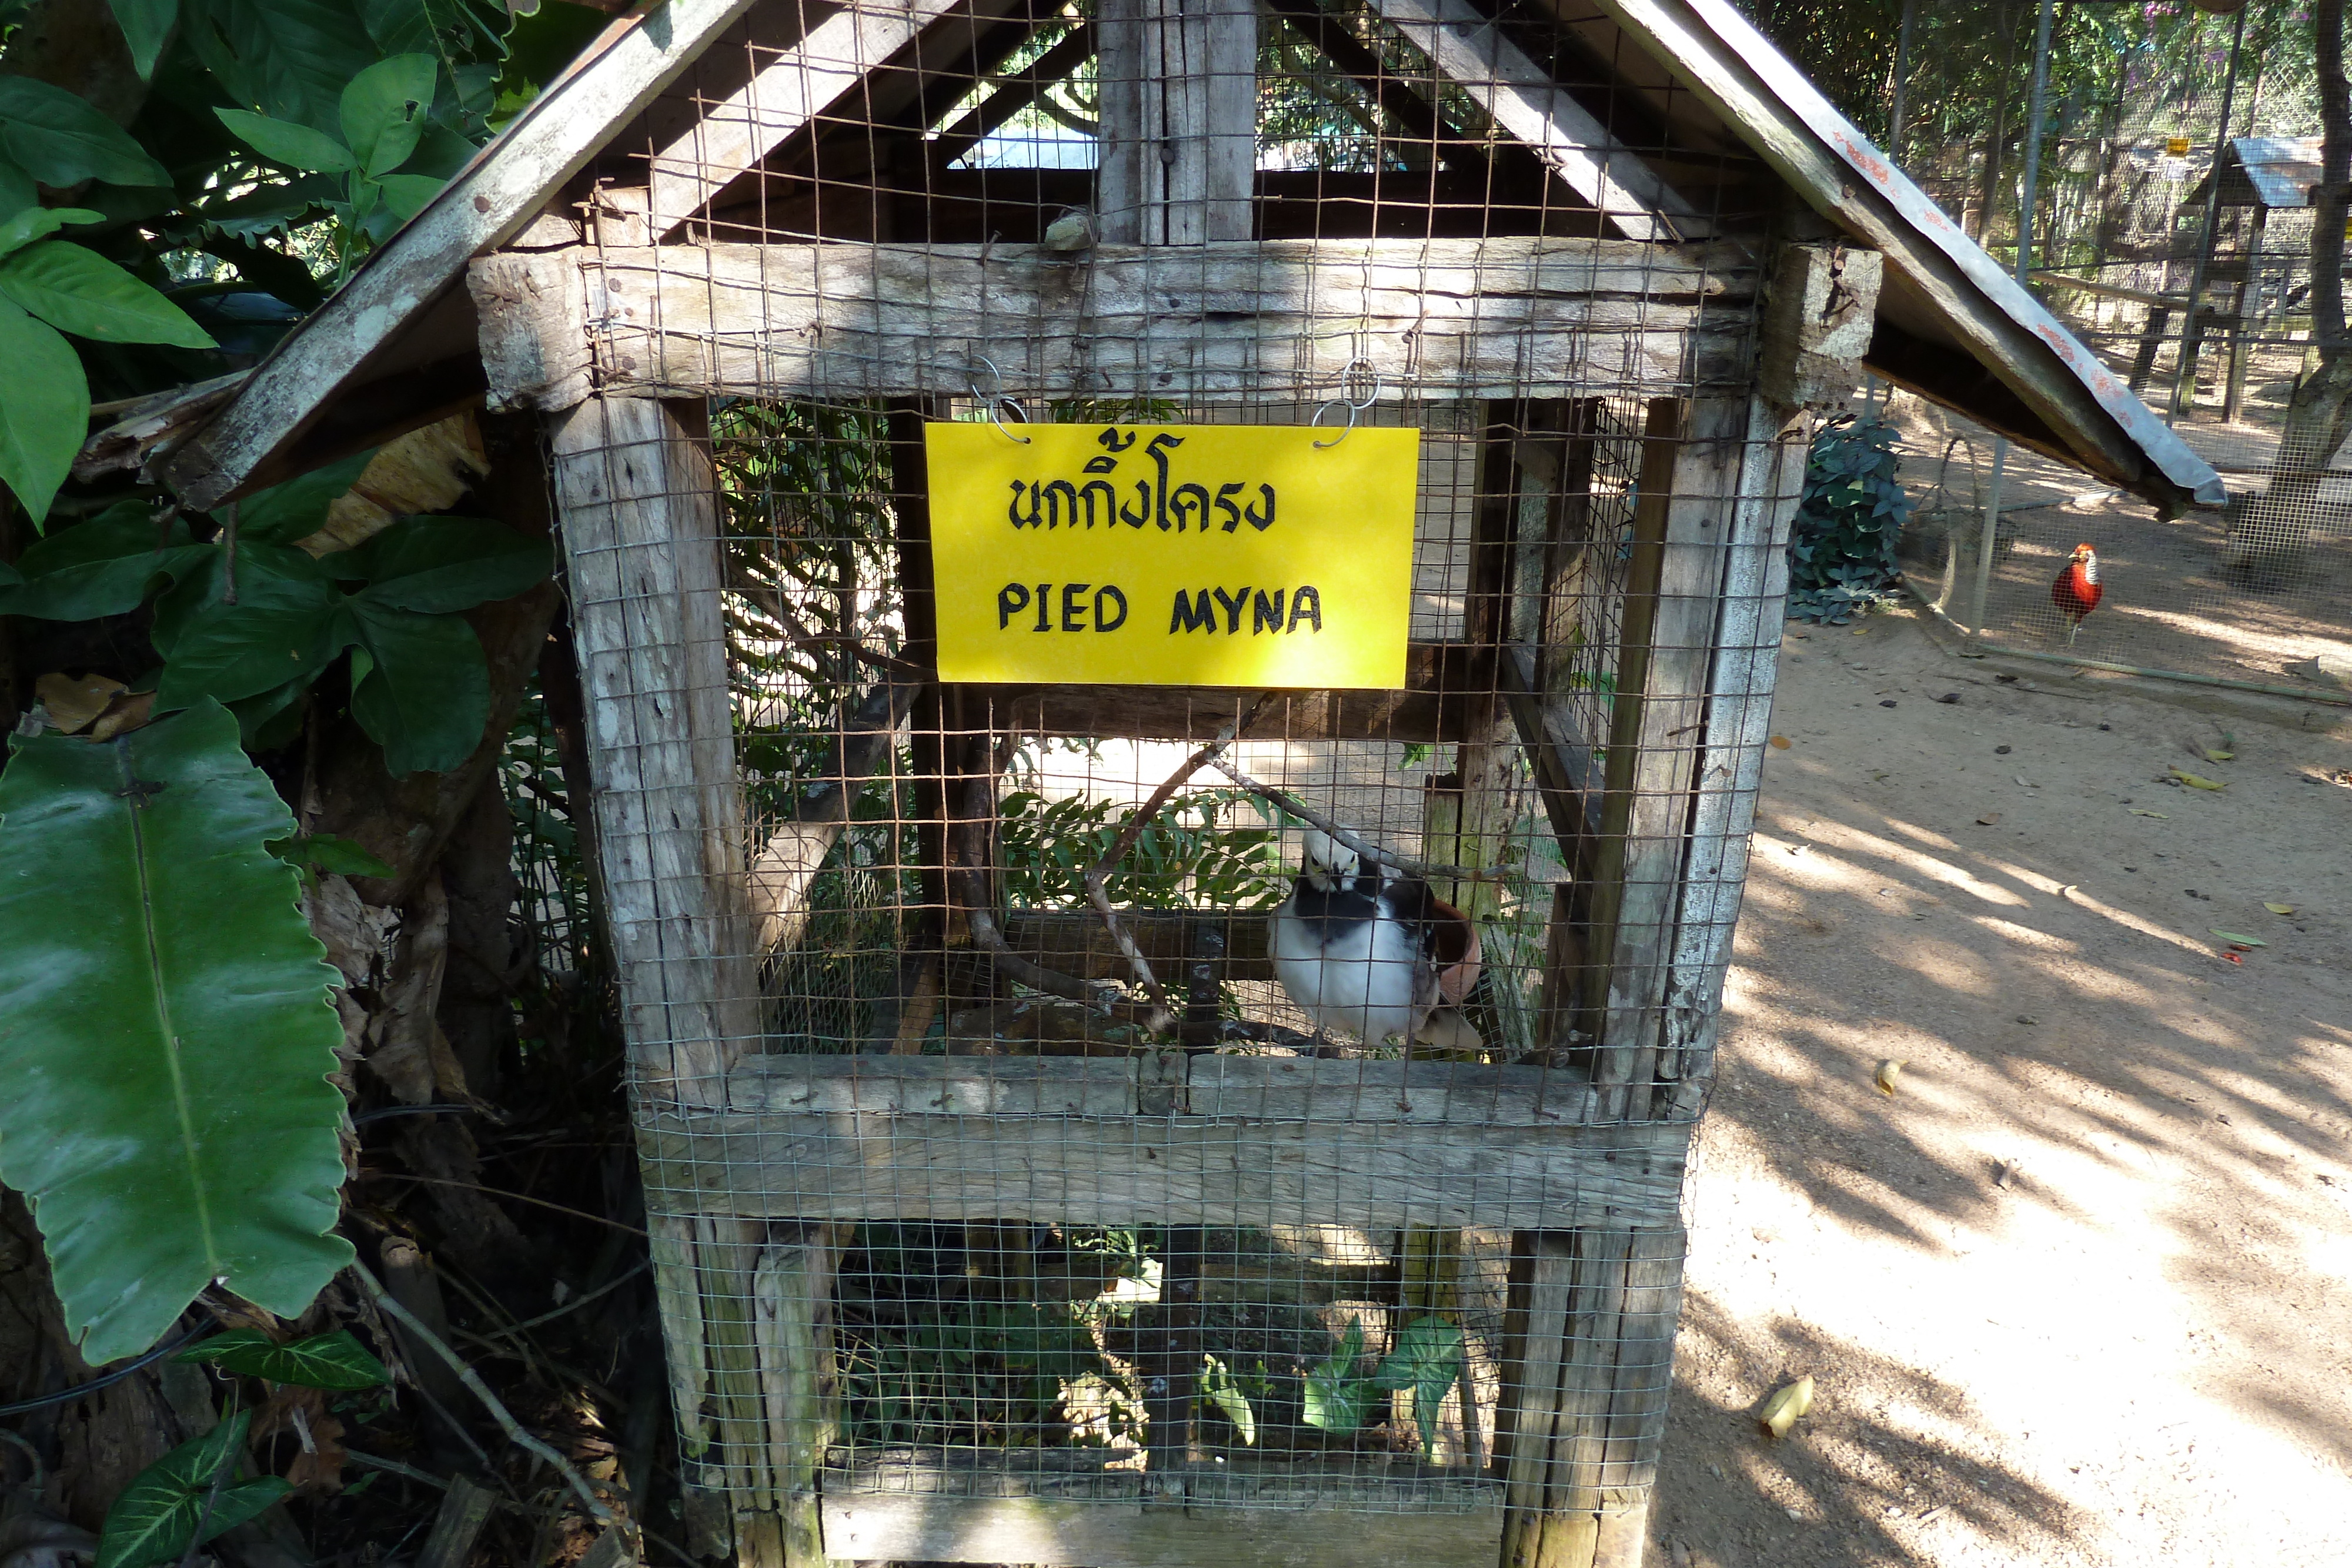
[2230,0,2351,575]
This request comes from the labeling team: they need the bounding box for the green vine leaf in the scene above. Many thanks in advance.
[97,1411,290,1568]
[175,1327,390,1389]
[1372,1313,1464,1460]
[326,514,551,612]
[340,54,437,178]
[0,78,172,189]
[214,108,358,175]
[223,448,377,545]
[1302,1318,1373,1433]
[0,242,216,349]
[0,501,208,620]
[0,207,106,263]
[108,0,183,80]
[0,701,353,1363]
[0,300,89,527]
[343,599,490,775]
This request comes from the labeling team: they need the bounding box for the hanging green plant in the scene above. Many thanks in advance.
[1786,412,1910,624]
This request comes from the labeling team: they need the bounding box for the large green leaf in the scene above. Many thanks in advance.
[325,515,550,611]
[175,1327,390,1388]
[1372,1314,1464,1459]
[214,0,383,133]
[344,599,489,775]
[0,79,172,188]
[1302,1319,1372,1432]
[154,576,343,707]
[0,208,106,263]
[0,702,352,1363]
[376,172,444,221]
[342,54,436,177]
[0,302,89,529]
[109,0,182,79]
[225,448,376,545]
[0,502,208,620]
[214,108,358,175]
[0,155,34,222]
[0,243,217,349]
[96,1412,292,1568]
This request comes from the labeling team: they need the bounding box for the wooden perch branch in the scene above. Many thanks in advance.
[1202,755,1496,885]
[1080,698,1268,1017]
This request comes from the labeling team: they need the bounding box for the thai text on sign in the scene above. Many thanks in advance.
[926,421,1417,688]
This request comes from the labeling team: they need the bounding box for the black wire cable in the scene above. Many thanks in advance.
[0,1325,208,1418]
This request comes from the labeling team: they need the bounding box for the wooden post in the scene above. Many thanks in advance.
[756,1233,840,1567]
[550,396,793,1566]
[1497,1226,1686,1568]
[1584,396,1745,1120]
[1094,0,1257,243]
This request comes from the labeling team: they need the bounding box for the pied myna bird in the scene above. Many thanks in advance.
[1271,829,1482,1055]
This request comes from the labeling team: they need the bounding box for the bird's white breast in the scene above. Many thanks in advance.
[1272,891,1427,1047]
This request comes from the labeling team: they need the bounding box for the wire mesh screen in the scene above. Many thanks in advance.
[544,0,1792,1549]
[1879,2,2349,699]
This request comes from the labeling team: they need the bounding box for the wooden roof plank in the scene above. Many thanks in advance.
[159,0,765,511]
[1365,0,1708,242]
[646,0,973,239]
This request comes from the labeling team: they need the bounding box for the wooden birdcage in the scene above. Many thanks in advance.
[154,1,2223,1564]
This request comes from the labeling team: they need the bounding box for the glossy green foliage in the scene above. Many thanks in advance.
[1786,413,1910,625]
[995,783,1285,911]
[175,1327,390,1388]
[0,703,353,1363]
[5,462,550,770]
[96,1412,290,1568]
[1302,1313,1465,1456]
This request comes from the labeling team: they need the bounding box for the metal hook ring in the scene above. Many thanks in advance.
[968,355,1033,444]
[1309,396,1358,449]
[1311,356,1381,447]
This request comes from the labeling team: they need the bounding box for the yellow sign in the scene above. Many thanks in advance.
[926,421,1417,688]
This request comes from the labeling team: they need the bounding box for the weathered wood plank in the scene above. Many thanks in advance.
[549,397,759,1105]
[1588,397,1745,1116]
[821,1490,1502,1568]
[162,0,761,509]
[1188,1057,1600,1126]
[469,250,591,412]
[1365,0,1708,242]
[1656,394,1805,1116]
[1095,0,1256,245]
[1757,242,1882,408]
[975,638,1490,744]
[753,1236,837,1567]
[542,239,1752,404]
[646,0,968,238]
[637,1108,1689,1231]
[728,1054,1139,1116]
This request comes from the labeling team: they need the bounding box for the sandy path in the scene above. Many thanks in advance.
[1648,607,2352,1567]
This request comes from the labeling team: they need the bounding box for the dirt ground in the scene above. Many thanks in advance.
[1646,605,2352,1567]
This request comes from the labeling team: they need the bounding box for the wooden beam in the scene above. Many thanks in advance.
[162,0,762,510]
[636,1086,1689,1231]
[527,237,1750,404]
[1095,0,1258,244]
[1756,241,1882,408]
[646,0,970,239]
[1363,0,1708,242]
[820,1455,1501,1564]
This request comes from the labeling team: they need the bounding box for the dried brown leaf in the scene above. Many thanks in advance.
[33,671,125,735]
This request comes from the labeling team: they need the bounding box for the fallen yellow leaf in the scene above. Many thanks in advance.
[1876,1059,1907,1096]
[2266,902,2296,915]
[2169,766,2226,791]
[33,671,125,735]
[1770,735,1793,749]
[2203,748,2234,764]
[86,690,156,743]
[1760,1375,1816,1437]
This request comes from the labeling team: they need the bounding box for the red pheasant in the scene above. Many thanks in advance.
[2051,543,2103,646]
